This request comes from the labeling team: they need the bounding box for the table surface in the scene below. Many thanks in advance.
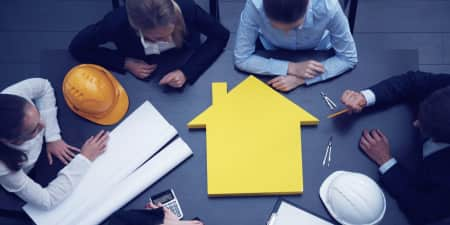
[1,48,419,225]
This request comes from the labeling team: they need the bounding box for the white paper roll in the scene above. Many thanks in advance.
[24,101,178,225]
[64,137,193,225]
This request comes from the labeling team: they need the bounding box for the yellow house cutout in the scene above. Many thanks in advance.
[188,76,319,196]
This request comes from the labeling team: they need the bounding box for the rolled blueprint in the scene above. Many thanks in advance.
[24,101,178,225]
[63,137,193,225]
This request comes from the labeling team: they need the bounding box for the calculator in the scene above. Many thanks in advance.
[149,189,184,219]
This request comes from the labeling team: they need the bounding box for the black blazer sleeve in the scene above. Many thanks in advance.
[381,161,450,225]
[107,208,164,225]
[180,3,230,84]
[368,71,450,107]
[69,9,128,73]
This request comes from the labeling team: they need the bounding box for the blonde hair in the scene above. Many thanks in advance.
[126,0,186,47]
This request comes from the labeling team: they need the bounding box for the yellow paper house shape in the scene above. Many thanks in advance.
[188,76,319,196]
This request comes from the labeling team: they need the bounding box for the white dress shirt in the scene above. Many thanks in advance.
[0,78,91,209]
[139,31,176,55]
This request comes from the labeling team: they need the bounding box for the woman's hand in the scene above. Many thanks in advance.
[80,130,109,161]
[46,140,80,165]
[124,57,157,79]
[159,70,187,88]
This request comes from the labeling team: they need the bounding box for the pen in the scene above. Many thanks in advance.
[327,108,349,119]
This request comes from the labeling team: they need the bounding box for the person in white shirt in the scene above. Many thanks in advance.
[0,78,108,210]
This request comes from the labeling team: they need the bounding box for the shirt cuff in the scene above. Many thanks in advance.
[45,134,62,143]
[268,58,289,76]
[360,89,376,106]
[379,158,397,174]
[59,154,91,174]
[305,75,324,86]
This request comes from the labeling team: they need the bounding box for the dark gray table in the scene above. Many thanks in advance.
[1,49,419,225]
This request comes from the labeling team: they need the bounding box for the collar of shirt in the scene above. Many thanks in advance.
[298,1,314,30]
[423,139,450,158]
[138,31,175,55]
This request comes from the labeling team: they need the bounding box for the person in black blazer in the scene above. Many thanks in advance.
[70,0,229,88]
[107,202,203,225]
[340,71,450,225]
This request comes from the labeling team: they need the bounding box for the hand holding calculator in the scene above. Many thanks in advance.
[149,189,184,219]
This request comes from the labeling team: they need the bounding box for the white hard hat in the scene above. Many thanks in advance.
[319,171,386,225]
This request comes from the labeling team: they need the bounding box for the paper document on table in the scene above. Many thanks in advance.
[269,200,333,225]
[24,101,178,225]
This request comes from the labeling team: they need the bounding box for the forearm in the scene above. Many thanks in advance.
[181,33,229,84]
[69,40,126,73]
[369,71,450,106]
[305,55,357,85]
[11,155,90,209]
[69,21,126,73]
[235,54,289,76]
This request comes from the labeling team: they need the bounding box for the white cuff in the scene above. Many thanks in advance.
[59,154,91,176]
[360,89,376,106]
[379,158,397,174]
[45,134,62,143]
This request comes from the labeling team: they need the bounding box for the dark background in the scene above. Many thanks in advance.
[0,0,449,225]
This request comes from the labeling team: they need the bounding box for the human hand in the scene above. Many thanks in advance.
[288,60,325,79]
[46,140,80,165]
[359,129,392,166]
[159,70,187,88]
[341,90,367,114]
[124,57,157,79]
[80,130,109,161]
[145,202,203,225]
[267,75,305,92]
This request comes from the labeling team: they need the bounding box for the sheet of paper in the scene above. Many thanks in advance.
[24,101,177,225]
[274,201,333,225]
[62,137,193,225]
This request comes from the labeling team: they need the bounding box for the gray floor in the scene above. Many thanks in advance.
[1,0,450,77]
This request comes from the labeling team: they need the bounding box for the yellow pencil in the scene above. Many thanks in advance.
[327,108,349,119]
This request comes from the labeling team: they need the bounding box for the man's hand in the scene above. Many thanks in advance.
[159,70,187,88]
[46,140,80,165]
[145,202,203,225]
[267,75,305,92]
[341,90,367,114]
[124,57,157,79]
[359,129,392,166]
[288,60,325,79]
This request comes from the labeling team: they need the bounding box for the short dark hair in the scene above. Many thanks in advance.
[263,0,309,24]
[418,86,450,143]
[0,94,29,171]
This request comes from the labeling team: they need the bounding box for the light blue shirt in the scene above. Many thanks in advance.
[234,0,358,85]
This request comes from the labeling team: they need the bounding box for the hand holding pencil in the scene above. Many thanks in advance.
[328,90,368,119]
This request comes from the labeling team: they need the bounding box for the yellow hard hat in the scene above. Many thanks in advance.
[63,64,129,125]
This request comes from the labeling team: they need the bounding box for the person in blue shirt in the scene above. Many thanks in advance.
[234,0,358,92]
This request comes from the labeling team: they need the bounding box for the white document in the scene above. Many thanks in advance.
[24,101,178,225]
[64,137,193,225]
[273,201,333,225]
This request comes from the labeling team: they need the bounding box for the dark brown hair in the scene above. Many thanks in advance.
[418,86,450,143]
[0,94,29,171]
[263,0,309,24]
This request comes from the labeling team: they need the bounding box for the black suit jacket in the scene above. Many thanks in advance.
[69,0,230,84]
[107,208,164,225]
[368,71,450,225]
